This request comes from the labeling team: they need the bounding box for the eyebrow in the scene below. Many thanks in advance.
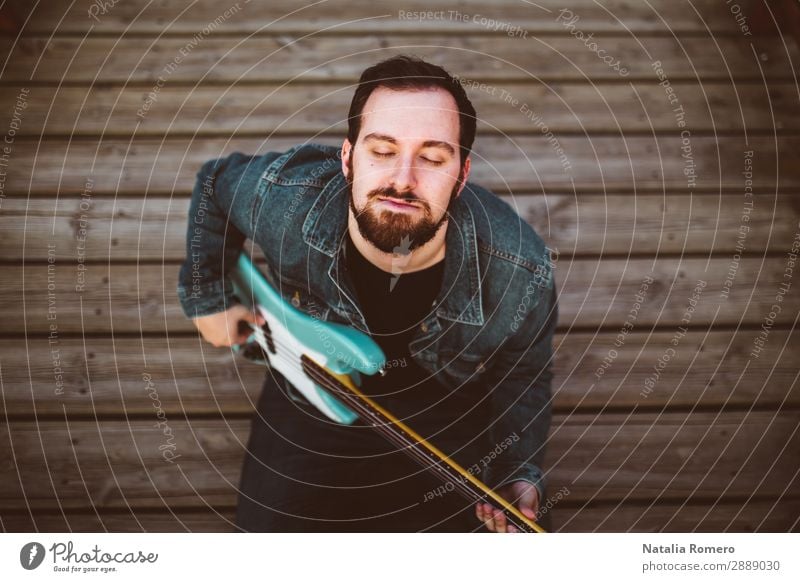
[363,132,456,156]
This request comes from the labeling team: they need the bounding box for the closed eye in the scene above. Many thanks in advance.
[422,157,444,166]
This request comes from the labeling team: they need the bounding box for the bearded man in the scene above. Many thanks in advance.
[178,55,557,533]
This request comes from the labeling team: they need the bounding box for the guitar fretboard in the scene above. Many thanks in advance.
[300,355,544,533]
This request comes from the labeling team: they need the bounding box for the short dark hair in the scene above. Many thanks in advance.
[347,55,476,167]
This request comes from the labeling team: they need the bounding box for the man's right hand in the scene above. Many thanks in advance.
[191,303,266,348]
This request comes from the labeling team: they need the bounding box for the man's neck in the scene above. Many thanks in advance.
[346,213,447,275]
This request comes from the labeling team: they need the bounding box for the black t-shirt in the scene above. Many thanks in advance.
[343,233,489,451]
[344,232,443,379]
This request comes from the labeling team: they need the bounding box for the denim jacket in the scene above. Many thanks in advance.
[177,143,557,501]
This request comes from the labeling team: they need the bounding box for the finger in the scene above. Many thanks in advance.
[245,310,266,326]
[475,502,483,522]
[492,508,507,533]
[481,504,495,532]
[521,506,539,522]
[521,488,540,520]
[486,506,499,532]
[236,321,252,345]
[507,524,519,533]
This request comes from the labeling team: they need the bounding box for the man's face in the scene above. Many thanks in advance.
[343,86,470,254]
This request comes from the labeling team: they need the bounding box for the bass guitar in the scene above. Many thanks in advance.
[229,252,545,533]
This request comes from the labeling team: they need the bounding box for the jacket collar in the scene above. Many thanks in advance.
[302,171,484,326]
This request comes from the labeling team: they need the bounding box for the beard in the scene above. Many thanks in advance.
[345,156,462,254]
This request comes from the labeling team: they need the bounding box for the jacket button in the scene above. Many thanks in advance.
[476,362,486,374]
[420,322,428,332]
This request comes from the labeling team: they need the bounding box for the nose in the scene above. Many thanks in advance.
[389,155,417,193]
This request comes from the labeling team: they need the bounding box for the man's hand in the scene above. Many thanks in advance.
[191,303,266,348]
[475,480,539,533]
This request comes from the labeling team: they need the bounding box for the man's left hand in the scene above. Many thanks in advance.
[475,480,539,533]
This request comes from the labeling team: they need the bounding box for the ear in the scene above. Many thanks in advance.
[454,156,471,198]
[341,138,352,179]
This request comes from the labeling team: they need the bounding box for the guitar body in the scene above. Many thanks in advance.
[229,252,385,424]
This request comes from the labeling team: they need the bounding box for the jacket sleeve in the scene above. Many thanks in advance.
[483,265,558,504]
[176,152,266,319]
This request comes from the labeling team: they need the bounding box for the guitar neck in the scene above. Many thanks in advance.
[300,355,545,533]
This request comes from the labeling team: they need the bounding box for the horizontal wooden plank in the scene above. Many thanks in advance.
[4,135,797,195]
[0,507,238,533]
[515,193,800,257]
[3,497,798,532]
[0,336,266,417]
[3,194,798,261]
[547,411,800,500]
[553,329,800,410]
[9,0,756,35]
[2,82,796,136]
[1,412,797,510]
[1,256,797,334]
[1,509,238,533]
[551,498,800,532]
[0,197,185,261]
[1,329,797,417]
[3,36,796,84]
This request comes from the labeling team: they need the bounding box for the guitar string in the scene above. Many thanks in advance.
[300,362,535,531]
[240,328,467,434]
[302,363,509,511]
[302,360,537,533]
[244,322,385,372]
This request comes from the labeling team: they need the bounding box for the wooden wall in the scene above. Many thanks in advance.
[1,0,798,532]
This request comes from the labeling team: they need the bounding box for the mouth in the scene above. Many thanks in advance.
[376,196,421,211]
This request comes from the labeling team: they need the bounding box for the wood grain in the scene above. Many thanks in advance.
[2,82,796,136]
[1,329,797,417]
[1,412,796,511]
[551,497,800,533]
[3,194,798,261]
[4,135,797,195]
[3,36,796,84]
[10,0,755,35]
[2,256,798,333]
